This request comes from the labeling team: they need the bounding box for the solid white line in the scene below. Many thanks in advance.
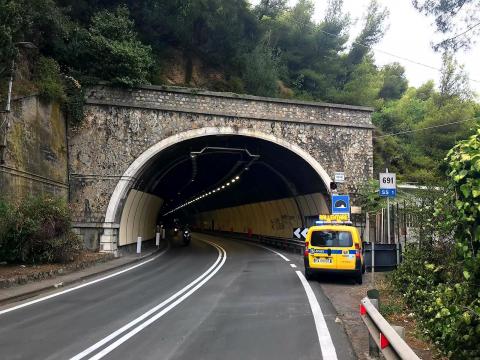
[87,242,227,360]
[251,243,290,261]
[295,270,338,360]
[290,263,297,268]
[0,250,168,316]
[70,240,224,360]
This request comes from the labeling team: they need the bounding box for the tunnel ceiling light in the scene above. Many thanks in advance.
[163,171,244,215]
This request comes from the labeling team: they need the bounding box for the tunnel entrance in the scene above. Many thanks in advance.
[103,128,332,249]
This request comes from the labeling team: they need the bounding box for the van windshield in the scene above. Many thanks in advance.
[310,231,353,247]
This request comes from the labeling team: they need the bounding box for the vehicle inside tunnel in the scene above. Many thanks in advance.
[117,134,331,246]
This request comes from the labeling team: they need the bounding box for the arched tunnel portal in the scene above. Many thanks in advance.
[103,128,332,251]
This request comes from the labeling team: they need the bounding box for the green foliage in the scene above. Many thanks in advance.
[413,0,480,51]
[379,62,408,100]
[373,70,478,182]
[63,76,84,125]
[34,56,65,102]
[445,128,480,278]
[347,0,389,67]
[391,247,480,359]
[69,6,154,87]
[389,131,480,358]
[332,56,382,106]
[242,42,279,97]
[355,179,386,213]
[0,196,82,264]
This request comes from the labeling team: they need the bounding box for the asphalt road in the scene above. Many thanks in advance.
[0,233,355,360]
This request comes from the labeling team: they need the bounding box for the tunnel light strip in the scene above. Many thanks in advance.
[163,175,241,216]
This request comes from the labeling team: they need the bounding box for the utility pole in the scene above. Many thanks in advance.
[0,42,37,164]
[386,168,391,244]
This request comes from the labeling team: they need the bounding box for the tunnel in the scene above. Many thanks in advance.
[105,130,332,247]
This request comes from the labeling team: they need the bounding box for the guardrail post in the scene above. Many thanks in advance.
[369,298,380,358]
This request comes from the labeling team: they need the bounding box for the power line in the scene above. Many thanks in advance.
[317,29,480,84]
[374,118,479,139]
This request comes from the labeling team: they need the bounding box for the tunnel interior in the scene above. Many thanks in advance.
[118,135,330,246]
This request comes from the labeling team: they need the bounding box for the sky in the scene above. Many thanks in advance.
[250,0,480,95]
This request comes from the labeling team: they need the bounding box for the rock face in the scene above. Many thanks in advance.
[68,85,373,251]
[0,96,68,201]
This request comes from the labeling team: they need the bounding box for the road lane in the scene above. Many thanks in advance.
[0,239,219,360]
[97,234,355,360]
[0,234,355,360]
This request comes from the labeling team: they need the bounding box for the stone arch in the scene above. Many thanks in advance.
[100,127,333,252]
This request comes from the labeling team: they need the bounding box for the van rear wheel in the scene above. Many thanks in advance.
[305,268,313,281]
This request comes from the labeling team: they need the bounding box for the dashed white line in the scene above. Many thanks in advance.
[296,270,338,360]
[0,249,168,316]
[290,263,297,268]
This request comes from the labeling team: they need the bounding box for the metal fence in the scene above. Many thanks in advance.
[363,243,401,271]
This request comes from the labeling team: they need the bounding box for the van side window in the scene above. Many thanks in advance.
[310,231,353,247]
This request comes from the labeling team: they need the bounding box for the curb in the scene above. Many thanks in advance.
[0,246,165,306]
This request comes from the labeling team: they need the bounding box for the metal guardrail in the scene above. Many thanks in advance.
[360,297,420,360]
[200,230,305,254]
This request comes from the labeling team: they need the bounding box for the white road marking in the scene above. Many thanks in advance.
[0,250,168,316]
[251,243,290,261]
[70,240,226,360]
[248,240,337,359]
[296,271,338,360]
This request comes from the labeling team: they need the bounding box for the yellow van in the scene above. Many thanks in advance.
[304,224,364,284]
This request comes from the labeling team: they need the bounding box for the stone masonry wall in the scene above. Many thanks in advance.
[69,85,374,230]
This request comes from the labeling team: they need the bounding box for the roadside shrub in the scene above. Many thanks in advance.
[389,128,480,359]
[0,196,83,264]
[391,250,480,359]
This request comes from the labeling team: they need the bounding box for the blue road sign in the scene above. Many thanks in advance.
[379,189,397,197]
[332,194,350,214]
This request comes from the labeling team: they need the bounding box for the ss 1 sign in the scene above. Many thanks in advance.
[379,172,396,197]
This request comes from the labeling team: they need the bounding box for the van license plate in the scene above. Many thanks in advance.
[313,258,332,264]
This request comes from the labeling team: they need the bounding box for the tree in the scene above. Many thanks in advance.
[254,0,288,20]
[413,0,480,51]
[241,41,279,97]
[438,52,473,103]
[347,0,389,66]
[379,62,408,100]
[65,6,154,87]
[333,56,383,106]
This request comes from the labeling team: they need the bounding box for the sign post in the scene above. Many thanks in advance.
[379,170,396,244]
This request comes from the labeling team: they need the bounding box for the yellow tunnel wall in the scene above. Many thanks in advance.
[193,192,328,238]
[119,189,164,246]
